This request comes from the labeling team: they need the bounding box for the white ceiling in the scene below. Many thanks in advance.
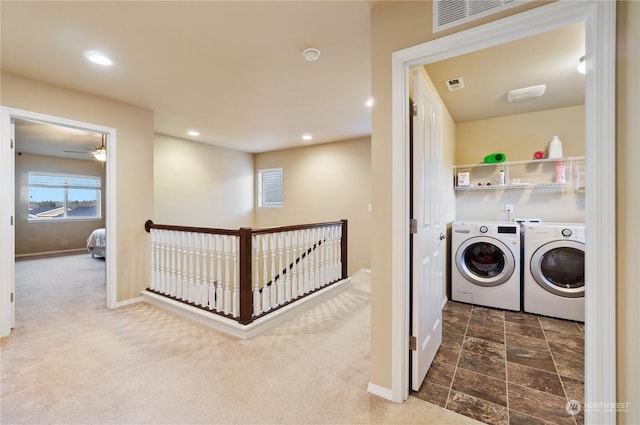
[1,2,584,159]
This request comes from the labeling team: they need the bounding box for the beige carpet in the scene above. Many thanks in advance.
[1,254,480,425]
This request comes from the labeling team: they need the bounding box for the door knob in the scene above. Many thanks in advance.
[439,233,446,240]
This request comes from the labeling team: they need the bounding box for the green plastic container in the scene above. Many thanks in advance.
[484,153,506,163]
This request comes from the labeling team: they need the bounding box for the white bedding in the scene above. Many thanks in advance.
[86,228,106,258]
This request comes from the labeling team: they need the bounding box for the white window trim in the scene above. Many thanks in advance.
[257,168,283,208]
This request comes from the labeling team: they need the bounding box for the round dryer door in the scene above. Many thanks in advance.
[530,240,585,298]
[455,236,516,287]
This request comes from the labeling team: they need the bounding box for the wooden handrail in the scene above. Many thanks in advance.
[144,220,239,236]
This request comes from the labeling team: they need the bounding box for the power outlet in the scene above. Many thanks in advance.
[505,204,514,214]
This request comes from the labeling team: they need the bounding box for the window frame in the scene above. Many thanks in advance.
[257,168,283,208]
[27,171,103,222]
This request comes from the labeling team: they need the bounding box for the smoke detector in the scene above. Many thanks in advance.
[303,48,321,62]
[445,77,465,91]
[507,84,546,102]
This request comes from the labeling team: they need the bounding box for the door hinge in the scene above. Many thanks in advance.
[10,216,13,226]
[10,139,14,149]
[410,219,418,234]
[409,335,417,351]
[11,293,14,302]
[411,101,418,116]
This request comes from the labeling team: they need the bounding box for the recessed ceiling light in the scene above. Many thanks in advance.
[302,134,312,141]
[188,130,200,137]
[84,50,113,66]
[366,98,374,107]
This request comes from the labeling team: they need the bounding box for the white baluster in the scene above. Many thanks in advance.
[175,232,182,299]
[262,234,271,312]
[294,230,304,296]
[224,236,231,315]
[284,231,292,302]
[277,232,285,305]
[201,233,209,307]
[311,227,318,290]
[215,235,223,312]
[168,231,176,296]
[194,232,201,290]
[211,234,216,308]
[181,231,189,300]
[159,230,168,294]
[303,228,310,294]
[270,233,277,307]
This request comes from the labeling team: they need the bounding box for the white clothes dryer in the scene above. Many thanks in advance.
[451,221,521,311]
[523,223,585,322]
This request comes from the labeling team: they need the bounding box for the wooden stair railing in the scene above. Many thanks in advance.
[144,219,347,325]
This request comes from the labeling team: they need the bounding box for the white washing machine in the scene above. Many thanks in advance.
[523,223,585,322]
[451,221,521,311]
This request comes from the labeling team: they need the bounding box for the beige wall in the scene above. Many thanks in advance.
[616,2,640,424]
[14,153,106,255]
[371,4,639,418]
[153,134,254,229]
[455,105,585,223]
[2,72,154,301]
[455,105,585,164]
[254,136,372,275]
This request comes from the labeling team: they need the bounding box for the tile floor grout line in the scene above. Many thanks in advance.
[503,310,509,425]
[444,305,472,411]
[540,316,581,425]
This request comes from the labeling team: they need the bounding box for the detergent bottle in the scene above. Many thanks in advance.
[547,135,564,159]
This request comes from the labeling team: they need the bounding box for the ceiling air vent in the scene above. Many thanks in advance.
[446,77,465,91]
[433,0,531,33]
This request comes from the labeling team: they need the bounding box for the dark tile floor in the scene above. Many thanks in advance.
[412,301,585,425]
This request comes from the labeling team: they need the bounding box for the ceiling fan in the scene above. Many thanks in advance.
[63,134,107,161]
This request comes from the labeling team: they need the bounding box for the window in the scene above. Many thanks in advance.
[28,172,102,221]
[257,168,283,208]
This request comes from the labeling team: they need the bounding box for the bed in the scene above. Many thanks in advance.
[86,228,106,258]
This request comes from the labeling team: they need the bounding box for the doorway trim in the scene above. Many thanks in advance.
[390,1,615,423]
[0,107,118,336]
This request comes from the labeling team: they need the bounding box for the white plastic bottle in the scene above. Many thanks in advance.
[548,135,563,159]
[556,161,567,184]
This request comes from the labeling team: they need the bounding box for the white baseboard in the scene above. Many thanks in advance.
[15,248,87,259]
[142,277,352,339]
[367,382,394,401]
[114,296,143,308]
[441,295,448,309]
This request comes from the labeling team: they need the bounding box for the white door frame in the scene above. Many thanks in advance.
[390,1,615,424]
[0,107,118,337]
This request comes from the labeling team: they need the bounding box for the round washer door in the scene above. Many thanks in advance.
[530,240,585,298]
[455,236,516,287]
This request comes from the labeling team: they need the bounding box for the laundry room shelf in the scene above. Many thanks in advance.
[453,156,585,191]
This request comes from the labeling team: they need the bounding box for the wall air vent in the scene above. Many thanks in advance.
[433,0,531,33]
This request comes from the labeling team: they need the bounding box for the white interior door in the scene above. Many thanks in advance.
[411,68,445,391]
[0,110,16,335]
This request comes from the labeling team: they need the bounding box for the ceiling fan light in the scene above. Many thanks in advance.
[92,150,107,162]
